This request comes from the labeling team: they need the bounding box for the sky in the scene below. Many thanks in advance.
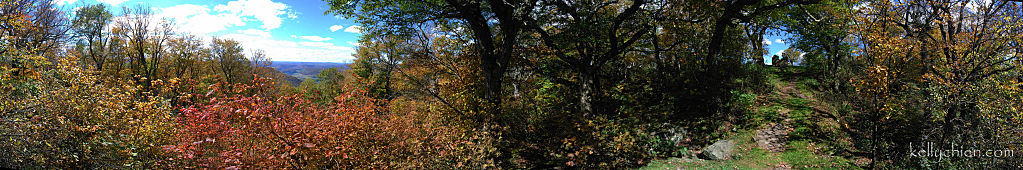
[762,33,795,65]
[55,0,362,63]
[53,0,795,64]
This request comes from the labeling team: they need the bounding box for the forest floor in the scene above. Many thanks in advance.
[642,67,863,169]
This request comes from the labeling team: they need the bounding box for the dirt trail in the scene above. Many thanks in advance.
[755,71,844,155]
[754,80,799,153]
[755,123,788,152]
[779,81,806,99]
[780,77,836,118]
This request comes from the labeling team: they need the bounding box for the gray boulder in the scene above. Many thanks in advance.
[702,139,735,160]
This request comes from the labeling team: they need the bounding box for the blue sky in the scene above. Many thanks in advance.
[55,0,362,63]
[762,33,794,65]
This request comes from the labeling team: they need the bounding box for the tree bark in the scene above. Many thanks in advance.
[578,67,596,117]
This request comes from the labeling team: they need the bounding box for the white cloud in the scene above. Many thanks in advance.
[157,0,294,33]
[298,41,351,51]
[774,39,785,44]
[213,0,290,30]
[152,0,353,62]
[286,11,298,19]
[220,33,356,63]
[54,0,76,5]
[762,39,772,45]
[98,0,127,5]
[158,4,245,34]
[329,25,345,32]
[298,35,332,41]
[344,25,362,34]
[239,29,271,38]
[347,41,360,47]
[966,0,991,13]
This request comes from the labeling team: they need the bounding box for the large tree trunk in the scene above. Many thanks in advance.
[579,68,596,117]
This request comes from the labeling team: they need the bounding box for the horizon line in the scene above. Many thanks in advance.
[270,60,351,64]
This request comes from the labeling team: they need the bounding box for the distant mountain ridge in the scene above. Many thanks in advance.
[269,61,350,81]
[255,67,303,87]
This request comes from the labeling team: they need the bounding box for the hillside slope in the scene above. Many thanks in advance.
[643,67,864,169]
[255,67,303,87]
[269,61,349,81]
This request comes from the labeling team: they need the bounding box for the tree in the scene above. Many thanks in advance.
[699,0,823,108]
[1,0,71,167]
[299,77,315,93]
[147,19,174,81]
[524,0,657,117]
[209,38,250,85]
[162,34,208,107]
[782,0,857,91]
[296,67,347,104]
[781,48,803,66]
[3,55,176,168]
[326,0,537,125]
[117,5,157,91]
[249,49,270,76]
[324,0,840,167]
[71,4,112,73]
[351,35,401,103]
[1,0,67,99]
[772,55,784,67]
[851,0,1023,167]
[314,67,344,102]
[166,34,205,80]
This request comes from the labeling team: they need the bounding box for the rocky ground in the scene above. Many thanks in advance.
[642,67,862,169]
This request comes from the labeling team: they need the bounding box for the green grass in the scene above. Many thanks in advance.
[784,97,811,109]
[781,141,858,169]
[744,105,784,128]
[641,130,857,169]
[642,67,859,169]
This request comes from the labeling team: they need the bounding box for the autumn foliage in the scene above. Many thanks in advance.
[159,77,489,169]
[4,0,1023,169]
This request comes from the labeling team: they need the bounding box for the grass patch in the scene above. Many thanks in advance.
[743,105,784,128]
[642,131,858,169]
[784,97,811,109]
[782,141,858,169]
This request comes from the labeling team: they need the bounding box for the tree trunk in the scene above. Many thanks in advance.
[579,69,595,117]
